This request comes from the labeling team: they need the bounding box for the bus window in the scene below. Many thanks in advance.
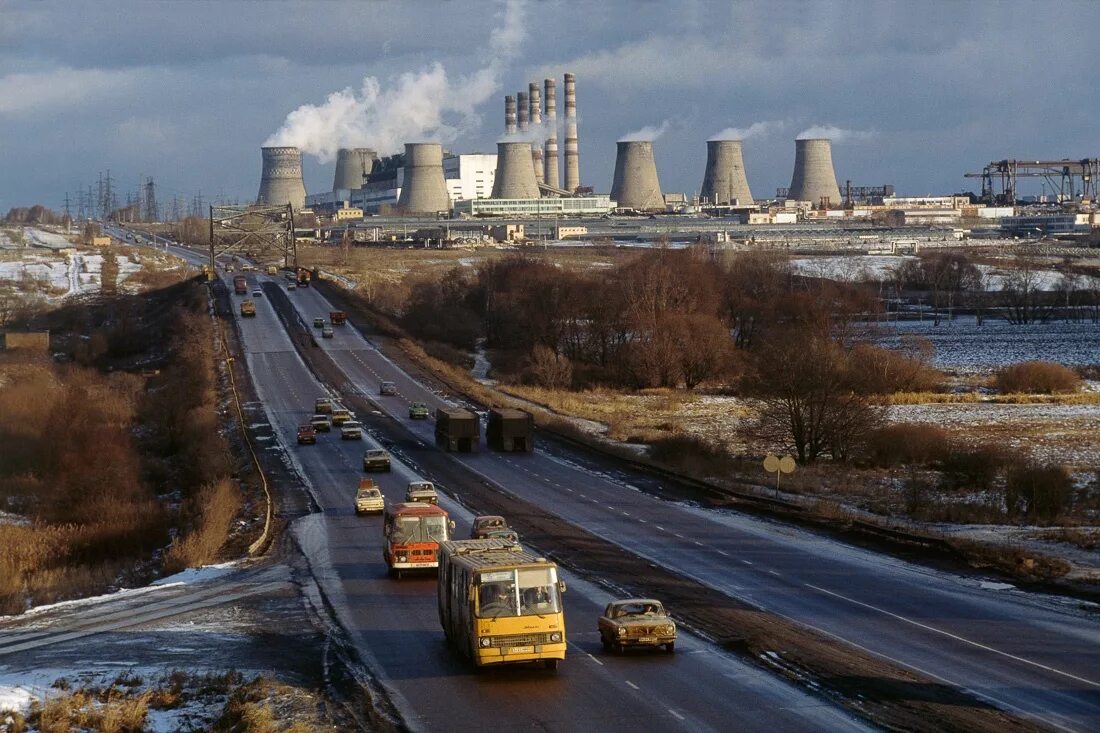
[477,568,560,618]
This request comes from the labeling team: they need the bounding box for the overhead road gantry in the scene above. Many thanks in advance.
[208,203,296,273]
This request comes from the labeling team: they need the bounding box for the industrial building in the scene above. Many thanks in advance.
[452,195,615,217]
[257,146,308,210]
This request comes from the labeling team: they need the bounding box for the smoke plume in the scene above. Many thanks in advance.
[709,120,784,141]
[264,0,526,162]
[618,120,670,142]
[796,124,876,142]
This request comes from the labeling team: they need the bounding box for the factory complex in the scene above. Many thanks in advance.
[254,72,1099,245]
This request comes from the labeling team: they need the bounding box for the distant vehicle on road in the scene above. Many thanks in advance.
[470,515,509,540]
[297,268,311,287]
[297,424,317,445]
[435,408,479,452]
[233,275,247,295]
[383,502,454,578]
[252,289,263,298]
[405,481,438,505]
[313,317,325,328]
[487,408,533,452]
[341,421,364,440]
[315,397,333,414]
[355,479,384,515]
[330,311,347,326]
[239,300,256,317]
[287,283,296,290]
[379,381,397,396]
[266,265,278,275]
[321,325,334,338]
[408,402,429,420]
[437,539,565,670]
[598,599,676,654]
[310,414,331,432]
[363,448,391,472]
[331,407,352,426]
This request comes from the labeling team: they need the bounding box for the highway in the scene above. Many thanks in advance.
[215,264,868,732]
[274,271,1100,733]
[114,231,1099,730]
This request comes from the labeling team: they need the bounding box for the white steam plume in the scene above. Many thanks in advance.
[709,120,784,141]
[618,120,670,142]
[498,117,554,144]
[264,0,526,161]
[796,124,876,142]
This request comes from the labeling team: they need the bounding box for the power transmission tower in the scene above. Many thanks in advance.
[63,192,72,220]
[143,178,158,222]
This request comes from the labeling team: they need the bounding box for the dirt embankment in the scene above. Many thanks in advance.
[274,280,1045,733]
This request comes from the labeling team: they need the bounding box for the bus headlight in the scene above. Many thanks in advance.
[616,627,626,637]
[549,632,562,643]
[480,637,491,648]
[397,555,407,562]
[663,625,675,635]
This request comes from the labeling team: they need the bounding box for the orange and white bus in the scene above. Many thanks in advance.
[382,502,454,579]
[437,539,567,670]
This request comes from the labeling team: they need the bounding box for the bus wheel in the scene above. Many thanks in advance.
[543,659,559,671]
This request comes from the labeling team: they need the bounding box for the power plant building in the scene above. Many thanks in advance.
[700,140,753,206]
[786,138,842,208]
[257,146,308,210]
[610,140,663,211]
[453,195,615,217]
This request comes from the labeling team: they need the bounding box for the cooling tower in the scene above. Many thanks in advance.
[610,140,663,211]
[491,141,540,199]
[543,78,559,189]
[505,95,517,135]
[787,138,841,207]
[528,82,544,185]
[396,143,451,213]
[517,91,529,133]
[257,146,307,209]
[563,73,580,192]
[700,140,753,205]
[332,147,376,192]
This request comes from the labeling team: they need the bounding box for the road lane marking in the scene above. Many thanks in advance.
[768,570,781,577]
[655,525,666,532]
[586,653,604,666]
[805,583,1100,689]
[668,709,685,721]
[625,680,640,690]
[741,560,753,565]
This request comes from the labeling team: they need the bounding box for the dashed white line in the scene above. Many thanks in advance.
[741,560,753,565]
[654,525,666,532]
[693,541,704,547]
[717,550,730,557]
[768,570,781,577]
[668,709,685,721]
[586,653,604,666]
[624,680,640,690]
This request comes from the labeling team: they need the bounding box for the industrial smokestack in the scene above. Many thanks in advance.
[396,142,451,214]
[505,95,517,135]
[333,147,376,192]
[544,78,559,189]
[257,146,307,210]
[528,82,544,185]
[610,140,663,211]
[700,140,753,205]
[491,141,541,199]
[563,73,580,192]
[787,138,842,207]
[517,91,529,133]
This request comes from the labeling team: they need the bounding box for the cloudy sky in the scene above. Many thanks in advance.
[2,0,1098,214]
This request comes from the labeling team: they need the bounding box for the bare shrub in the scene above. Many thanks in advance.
[848,341,943,394]
[526,345,573,389]
[939,445,1009,492]
[995,361,1080,394]
[649,433,733,476]
[1004,461,1072,522]
[862,423,951,467]
[164,479,242,572]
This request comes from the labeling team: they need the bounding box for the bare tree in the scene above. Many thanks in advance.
[1000,256,1055,324]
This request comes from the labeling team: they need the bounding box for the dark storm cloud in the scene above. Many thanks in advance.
[2,0,1098,211]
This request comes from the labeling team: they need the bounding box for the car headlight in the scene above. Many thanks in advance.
[397,555,407,562]
[617,627,626,637]
[549,632,562,643]
[480,637,491,648]
[663,625,675,635]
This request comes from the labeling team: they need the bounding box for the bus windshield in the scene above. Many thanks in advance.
[477,567,561,618]
[392,515,449,544]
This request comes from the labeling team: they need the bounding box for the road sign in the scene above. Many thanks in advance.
[763,454,796,495]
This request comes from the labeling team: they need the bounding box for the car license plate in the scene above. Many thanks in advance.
[637,637,656,643]
[506,646,534,655]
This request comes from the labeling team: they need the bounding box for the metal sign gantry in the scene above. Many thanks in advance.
[208,203,296,273]
[964,159,1099,205]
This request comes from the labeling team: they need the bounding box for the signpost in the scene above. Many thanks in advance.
[763,453,796,497]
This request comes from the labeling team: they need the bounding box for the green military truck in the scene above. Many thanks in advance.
[435,407,480,453]
[487,408,533,452]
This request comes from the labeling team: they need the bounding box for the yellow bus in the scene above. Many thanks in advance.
[437,539,567,670]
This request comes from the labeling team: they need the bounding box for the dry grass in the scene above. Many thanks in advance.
[164,479,242,573]
[889,391,1100,405]
[29,689,151,733]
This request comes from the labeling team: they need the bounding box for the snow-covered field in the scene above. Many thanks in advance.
[21,228,73,250]
[873,317,1100,371]
[0,250,153,299]
[791,254,1080,291]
